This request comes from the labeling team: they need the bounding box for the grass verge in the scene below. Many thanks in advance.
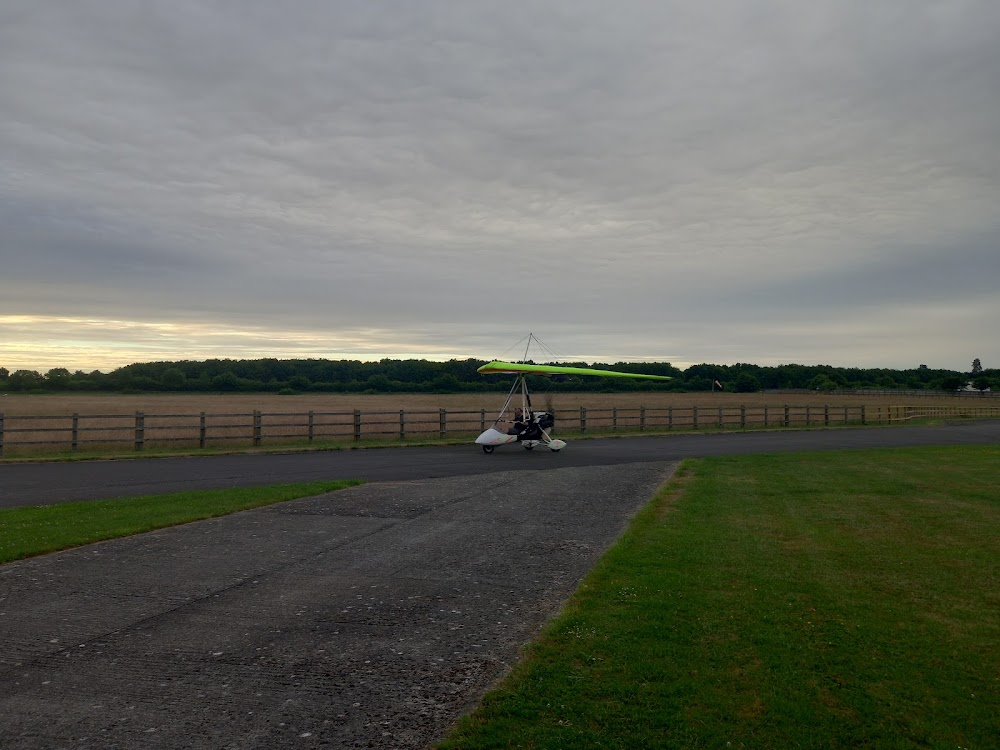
[0,479,363,564]
[438,445,1000,749]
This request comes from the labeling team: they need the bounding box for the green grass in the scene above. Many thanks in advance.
[0,479,363,564]
[439,446,1000,749]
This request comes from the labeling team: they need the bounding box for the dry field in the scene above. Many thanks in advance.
[1,391,996,457]
[0,390,992,417]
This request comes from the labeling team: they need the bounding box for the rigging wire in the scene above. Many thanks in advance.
[496,334,531,362]
[528,334,568,362]
[494,334,674,366]
[496,333,570,364]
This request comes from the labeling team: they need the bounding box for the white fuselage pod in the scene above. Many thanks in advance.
[476,429,566,452]
[475,428,519,446]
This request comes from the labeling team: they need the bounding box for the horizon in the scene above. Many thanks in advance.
[2,352,980,377]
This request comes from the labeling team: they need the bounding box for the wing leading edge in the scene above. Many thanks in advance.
[477,361,671,380]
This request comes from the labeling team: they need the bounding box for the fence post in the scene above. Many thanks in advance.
[741,405,746,429]
[134,411,145,451]
[806,406,811,426]
[353,410,362,442]
[199,412,207,449]
[439,408,446,438]
[693,406,699,430]
[72,413,79,452]
[253,410,262,447]
[784,405,789,427]
[861,405,866,425]
[612,407,618,431]
[640,406,646,431]
[763,404,768,427]
[480,409,485,433]
[308,411,315,444]
[668,406,673,430]
[0,412,4,456]
[580,406,587,433]
[400,410,406,440]
[824,405,829,427]
[717,407,723,428]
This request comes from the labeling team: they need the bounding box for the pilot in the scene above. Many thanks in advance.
[508,407,530,436]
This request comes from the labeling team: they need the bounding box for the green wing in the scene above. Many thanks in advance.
[477,361,671,380]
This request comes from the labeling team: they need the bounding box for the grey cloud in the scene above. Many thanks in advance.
[1,1,999,370]
[723,228,1000,319]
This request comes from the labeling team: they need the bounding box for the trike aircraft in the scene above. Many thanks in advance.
[474,360,672,453]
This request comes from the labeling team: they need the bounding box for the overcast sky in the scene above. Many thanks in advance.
[2,1,998,373]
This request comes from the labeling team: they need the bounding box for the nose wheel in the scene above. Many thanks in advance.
[482,445,495,454]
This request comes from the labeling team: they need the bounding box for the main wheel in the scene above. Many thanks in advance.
[523,444,534,451]
[482,445,494,454]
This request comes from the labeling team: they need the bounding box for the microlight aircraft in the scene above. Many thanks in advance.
[474,360,672,453]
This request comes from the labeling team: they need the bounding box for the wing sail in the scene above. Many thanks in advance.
[477,361,671,380]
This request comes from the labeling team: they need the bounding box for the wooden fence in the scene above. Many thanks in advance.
[1,403,999,456]
[767,389,997,398]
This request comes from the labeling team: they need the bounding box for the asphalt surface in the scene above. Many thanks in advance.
[2,420,1000,508]
[1,462,674,750]
[1,422,998,749]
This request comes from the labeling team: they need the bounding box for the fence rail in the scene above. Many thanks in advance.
[1,403,999,456]
[766,389,997,398]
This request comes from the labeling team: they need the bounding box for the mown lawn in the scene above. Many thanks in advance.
[439,446,1000,749]
[0,479,363,564]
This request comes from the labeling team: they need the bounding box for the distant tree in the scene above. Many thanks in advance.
[939,375,967,392]
[287,375,311,392]
[124,375,161,391]
[430,373,463,392]
[9,370,44,391]
[971,358,983,376]
[807,374,838,391]
[733,373,762,393]
[682,376,711,391]
[363,374,394,392]
[160,368,187,390]
[1,356,978,395]
[211,372,240,391]
[875,374,898,389]
[973,376,991,392]
[42,368,72,390]
[685,363,728,383]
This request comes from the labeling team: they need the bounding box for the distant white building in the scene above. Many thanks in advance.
[961,381,991,392]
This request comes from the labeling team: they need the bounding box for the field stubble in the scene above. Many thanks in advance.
[0,390,984,416]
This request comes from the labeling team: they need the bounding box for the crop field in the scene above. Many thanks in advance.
[1,391,996,457]
[2,389,992,417]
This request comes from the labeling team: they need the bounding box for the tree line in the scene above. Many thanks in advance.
[0,359,994,394]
